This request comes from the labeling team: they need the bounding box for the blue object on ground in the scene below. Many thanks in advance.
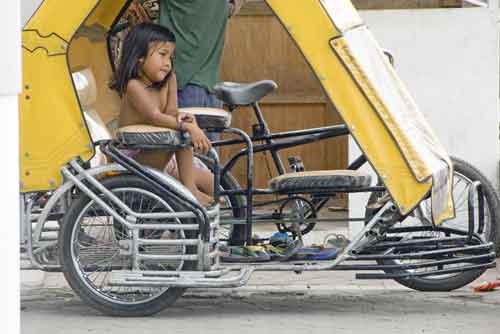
[292,247,338,261]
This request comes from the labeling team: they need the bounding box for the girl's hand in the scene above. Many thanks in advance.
[185,124,212,154]
[177,112,196,124]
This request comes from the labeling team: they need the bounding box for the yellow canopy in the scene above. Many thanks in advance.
[20,0,453,223]
[264,0,454,223]
[20,0,128,192]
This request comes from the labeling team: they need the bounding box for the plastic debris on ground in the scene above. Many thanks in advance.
[219,232,350,263]
[473,281,500,292]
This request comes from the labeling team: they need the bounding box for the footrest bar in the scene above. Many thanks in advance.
[333,252,495,271]
[355,261,496,280]
[347,243,494,261]
[363,236,470,251]
[108,267,254,288]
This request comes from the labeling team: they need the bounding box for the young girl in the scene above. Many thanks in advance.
[111,22,215,206]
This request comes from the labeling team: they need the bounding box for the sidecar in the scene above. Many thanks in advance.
[19,0,497,317]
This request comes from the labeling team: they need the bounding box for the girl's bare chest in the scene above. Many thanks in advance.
[146,88,168,111]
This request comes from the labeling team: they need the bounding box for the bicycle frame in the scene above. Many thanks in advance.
[204,100,380,244]
[214,101,374,183]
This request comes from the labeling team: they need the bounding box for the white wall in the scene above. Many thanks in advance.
[21,0,43,26]
[0,0,21,332]
[349,8,499,237]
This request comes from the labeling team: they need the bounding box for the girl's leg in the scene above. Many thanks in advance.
[193,165,214,195]
[175,147,214,206]
[164,158,214,195]
[136,151,173,170]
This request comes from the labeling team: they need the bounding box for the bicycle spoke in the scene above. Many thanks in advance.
[71,187,187,304]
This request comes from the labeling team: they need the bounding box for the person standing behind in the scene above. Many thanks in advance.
[159,0,246,141]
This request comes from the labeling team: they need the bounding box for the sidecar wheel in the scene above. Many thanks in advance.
[366,157,499,291]
[59,175,195,316]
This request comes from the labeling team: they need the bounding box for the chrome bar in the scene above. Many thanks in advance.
[137,238,218,246]
[69,160,203,220]
[109,267,254,288]
[137,253,199,261]
[137,268,231,278]
[70,160,196,220]
[133,223,200,230]
[61,166,133,228]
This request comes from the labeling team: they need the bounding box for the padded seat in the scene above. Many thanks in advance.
[214,80,278,106]
[269,170,372,193]
[181,107,232,129]
[116,125,191,150]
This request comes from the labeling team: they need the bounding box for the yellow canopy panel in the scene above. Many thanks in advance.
[265,0,454,223]
[20,0,454,223]
[20,0,129,193]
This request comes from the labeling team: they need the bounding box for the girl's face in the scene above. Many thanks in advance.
[140,41,175,84]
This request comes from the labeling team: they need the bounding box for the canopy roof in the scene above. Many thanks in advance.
[265,0,453,223]
[20,0,453,223]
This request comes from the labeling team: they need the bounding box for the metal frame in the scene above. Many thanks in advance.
[21,158,220,271]
[106,200,495,288]
[20,89,496,290]
[202,100,378,244]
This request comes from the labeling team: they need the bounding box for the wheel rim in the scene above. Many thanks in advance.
[385,171,492,279]
[70,187,186,305]
[400,171,492,240]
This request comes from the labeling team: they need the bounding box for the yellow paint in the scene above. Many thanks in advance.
[331,38,431,180]
[22,30,68,56]
[265,0,433,216]
[20,0,129,192]
[24,1,99,42]
[20,0,453,222]
[84,0,129,28]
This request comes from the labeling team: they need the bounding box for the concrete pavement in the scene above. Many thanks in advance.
[21,259,500,334]
[21,218,500,333]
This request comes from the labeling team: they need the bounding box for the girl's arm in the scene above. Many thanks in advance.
[163,74,211,153]
[126,80,178,129]
[165,72,178,116]
[166,73,198,126]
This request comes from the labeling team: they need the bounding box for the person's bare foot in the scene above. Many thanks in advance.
[192,189,215,207]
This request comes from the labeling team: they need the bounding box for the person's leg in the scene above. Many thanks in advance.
[206,88,224,141]
[175,147,214,206]
[135,151,173,171]
[177,84,220,194]
[177,84,199,108]
[193,165,214,195]
[206,91,223,142]
[164,156,214,196]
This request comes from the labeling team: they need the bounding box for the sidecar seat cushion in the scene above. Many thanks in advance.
[180,107,232,129]
[269,170,372,193]
[116,125,191,150]
[214,80,278,106]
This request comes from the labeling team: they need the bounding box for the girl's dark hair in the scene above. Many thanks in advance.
[110,22,176,96]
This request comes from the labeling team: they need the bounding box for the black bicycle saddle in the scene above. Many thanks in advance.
[213,80,278,106]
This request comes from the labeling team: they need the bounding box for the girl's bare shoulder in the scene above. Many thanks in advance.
[124,79,153,102]
[125,79,146,93]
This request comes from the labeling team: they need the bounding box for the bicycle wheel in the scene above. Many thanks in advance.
[365,157,499,291]
[59,174,195,316]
